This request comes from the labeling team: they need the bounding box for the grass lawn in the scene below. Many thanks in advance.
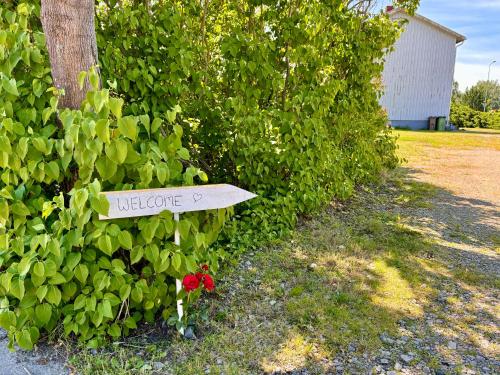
[396,128,500,161]
[394,128,500,207]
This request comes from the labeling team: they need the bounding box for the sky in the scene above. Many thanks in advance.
[379,0,500,90]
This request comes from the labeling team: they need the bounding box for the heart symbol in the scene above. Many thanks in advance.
[193,193,202,203]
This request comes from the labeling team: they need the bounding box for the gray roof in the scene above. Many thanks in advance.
[389,9,466,44]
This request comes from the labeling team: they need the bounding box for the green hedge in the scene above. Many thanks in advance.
[0,0,412,349]
[450,103,500,129]
[97,0,402,242]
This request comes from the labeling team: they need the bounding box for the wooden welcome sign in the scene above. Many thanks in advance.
[99,184,257,220]
[99,183,256,335]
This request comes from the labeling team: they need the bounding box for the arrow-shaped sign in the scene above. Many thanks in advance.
[99,184,256,220]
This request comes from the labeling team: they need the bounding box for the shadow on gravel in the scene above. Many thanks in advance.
[402,167,499,249]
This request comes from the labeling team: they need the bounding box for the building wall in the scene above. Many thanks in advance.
[380,14,458,129]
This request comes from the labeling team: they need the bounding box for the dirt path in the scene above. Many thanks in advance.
[406,147,500,207]
[400,133,500,276]
[377,171,500,375]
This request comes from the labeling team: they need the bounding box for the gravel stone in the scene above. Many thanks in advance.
[447,341,457,350]
[400,354,413,364]
[152,362,165,370]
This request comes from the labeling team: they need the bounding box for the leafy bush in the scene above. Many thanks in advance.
[0,0,414,350]
[0,4,227,350]
[450,103,500,129]
[97,1,402,242]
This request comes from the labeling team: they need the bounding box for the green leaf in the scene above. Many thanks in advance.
[35,304,52,325]
[11,202,30,216]
[10,278,25,300]
[178,219,191,240]
[119,284,131,301]
[177,147,189,160]
[93,270,110,292]
[173,124,183,137]
[2,76,19,96]
[36,285,48,302]
[171,253,181,272]
[141,218,159,244]
[65,252,81,271]
[33,262,45,278]
[139,114,150,135]
[97,235,114,256]
[124,316,137,329]
[198,171,209,183]
[130,246,143,265]
[49,272,66,285]
[118,230,133,250]
[18,256,32,277]
[42,107,53,125]
[47,240,60,259]
[0,311,16,330]
[95,156,117,180]
[91,194,110,216]
[106,139,128,164]
[16,330,33,350]
[101,300,113,319]
[131,287,143,303]
[74,264,89,284]
[156,164,170,185]
[151,118,162,133]
[166,106,181,123]
[95,119,110,144]
[88,66,100,90]
[117,116,138,141]
[46,161,60,180]
[33,79,44,97]
[0,136,11,154]
[44,259,57,277]
[109,97,124,119]
[74,295,86,310]
[91,309,103,328]
[93,89,109,112]
[108,323,121,337]
[73,189,89,212]
[78,71,87,90]
[46,286,61,306]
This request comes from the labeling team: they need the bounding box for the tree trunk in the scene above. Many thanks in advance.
[40,0,98,109]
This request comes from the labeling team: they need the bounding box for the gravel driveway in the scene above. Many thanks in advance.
[386,133,500,375]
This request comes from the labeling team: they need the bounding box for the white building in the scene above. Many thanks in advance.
[380,8,466,129]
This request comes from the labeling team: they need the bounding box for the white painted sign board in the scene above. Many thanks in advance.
[99,184,257,220]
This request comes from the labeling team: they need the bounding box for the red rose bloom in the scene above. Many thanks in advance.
[201,264,209,272]
[195,272,204,281]
[182,274,200,292]
[202,274,215,291]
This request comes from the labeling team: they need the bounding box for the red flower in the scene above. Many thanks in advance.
[201,264,209,272]
[195,272,204,281]
[202,274,215,291]
[182,274,200,292]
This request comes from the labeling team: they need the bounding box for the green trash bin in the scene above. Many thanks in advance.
[436,117,446,131]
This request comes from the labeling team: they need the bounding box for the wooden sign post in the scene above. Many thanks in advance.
[99,184,256,335]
